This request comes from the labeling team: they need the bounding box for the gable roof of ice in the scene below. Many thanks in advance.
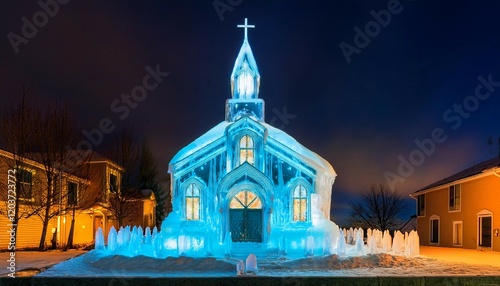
[169,119,336,178]
[170,121,230,166]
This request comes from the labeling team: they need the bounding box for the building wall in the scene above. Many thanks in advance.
[119,200,156,230]
[0,153,56,249]
[0,210,96,249]
[87,162,107,203]
[0,207,56,249]
[417,174,500,251]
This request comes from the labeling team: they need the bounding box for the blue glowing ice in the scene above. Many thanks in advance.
[95,226,420,259]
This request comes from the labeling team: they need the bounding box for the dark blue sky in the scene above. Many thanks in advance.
[2,0,500,226]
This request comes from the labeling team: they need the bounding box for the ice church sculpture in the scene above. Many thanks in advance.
[160,18,339,257]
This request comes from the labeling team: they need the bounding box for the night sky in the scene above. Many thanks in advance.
[2,1,500,226]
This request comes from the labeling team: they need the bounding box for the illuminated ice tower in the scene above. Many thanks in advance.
[226,18,263,122]
[162,18,338,257]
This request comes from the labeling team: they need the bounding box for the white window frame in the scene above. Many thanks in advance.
[448,184,461,212]
[452,221,463,247]
[429,215,440,245]
[18,167,35,202]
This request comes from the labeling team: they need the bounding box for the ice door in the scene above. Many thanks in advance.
[229,190,262,242]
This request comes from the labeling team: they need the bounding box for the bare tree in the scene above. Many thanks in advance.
[105,131,142,226]
[0,88,37,250]
[349,185,406,231]
[30,103,83,250]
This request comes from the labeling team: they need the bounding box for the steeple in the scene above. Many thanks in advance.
[231,18,260,99]
[226,18,265,122]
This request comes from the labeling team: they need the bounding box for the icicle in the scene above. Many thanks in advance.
[145,226,152,245]
[107,226,117,252]
[337,229,346,256]
[277,159,286,224]
[95,227,105,250]
[355,229,364,255]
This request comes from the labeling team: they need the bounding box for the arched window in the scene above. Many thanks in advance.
[292,184,308,222]
[230,190,262,209]
[239,135,254,165]
[185,183,200,220]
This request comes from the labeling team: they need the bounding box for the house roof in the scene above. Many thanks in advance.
[414,156,500,194]
[0,148,123,177]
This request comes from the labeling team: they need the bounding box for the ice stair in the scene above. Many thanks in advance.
[230,242,279,260]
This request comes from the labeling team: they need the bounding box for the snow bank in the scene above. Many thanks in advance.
[38,249,500,277]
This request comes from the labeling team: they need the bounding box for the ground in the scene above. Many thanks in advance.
[1,246,499,277]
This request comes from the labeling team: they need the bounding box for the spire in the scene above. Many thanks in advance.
[226,18,265,122]
[231,18,260,99]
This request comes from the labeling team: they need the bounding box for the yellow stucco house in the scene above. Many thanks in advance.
[0,149,156,249]
[411,157,500,252]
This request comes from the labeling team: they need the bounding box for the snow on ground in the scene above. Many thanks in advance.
[31,246,500,277]
[0,249,87,276]
[420,246,500,268]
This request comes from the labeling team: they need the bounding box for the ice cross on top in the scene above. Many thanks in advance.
[237,18,255,40]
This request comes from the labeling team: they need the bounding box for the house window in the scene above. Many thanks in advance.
[453,221,463,247]
[449,184,461,211]
[185,183,200,220]
[239,135,255,165]
[430,216,439,244]
[109,173,118,193]
[18,168,33,200]
[292,184,308,222]
[417,194,425,217]
[67,181,78,206]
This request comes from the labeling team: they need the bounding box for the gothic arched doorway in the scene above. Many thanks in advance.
[229,190,262,242]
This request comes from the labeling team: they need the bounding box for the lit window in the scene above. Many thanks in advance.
[449,184,461,211]
[292,184,307,222]
[67,181,78,206]
[230,190,262,209]
[186,183,200,220]
[239,135,254,165]
[18,169,33,200]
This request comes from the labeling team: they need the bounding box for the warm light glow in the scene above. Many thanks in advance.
[239,135,255,165]
[293,184,307,221]
[186,183,201,220]
[230,190,262,209]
